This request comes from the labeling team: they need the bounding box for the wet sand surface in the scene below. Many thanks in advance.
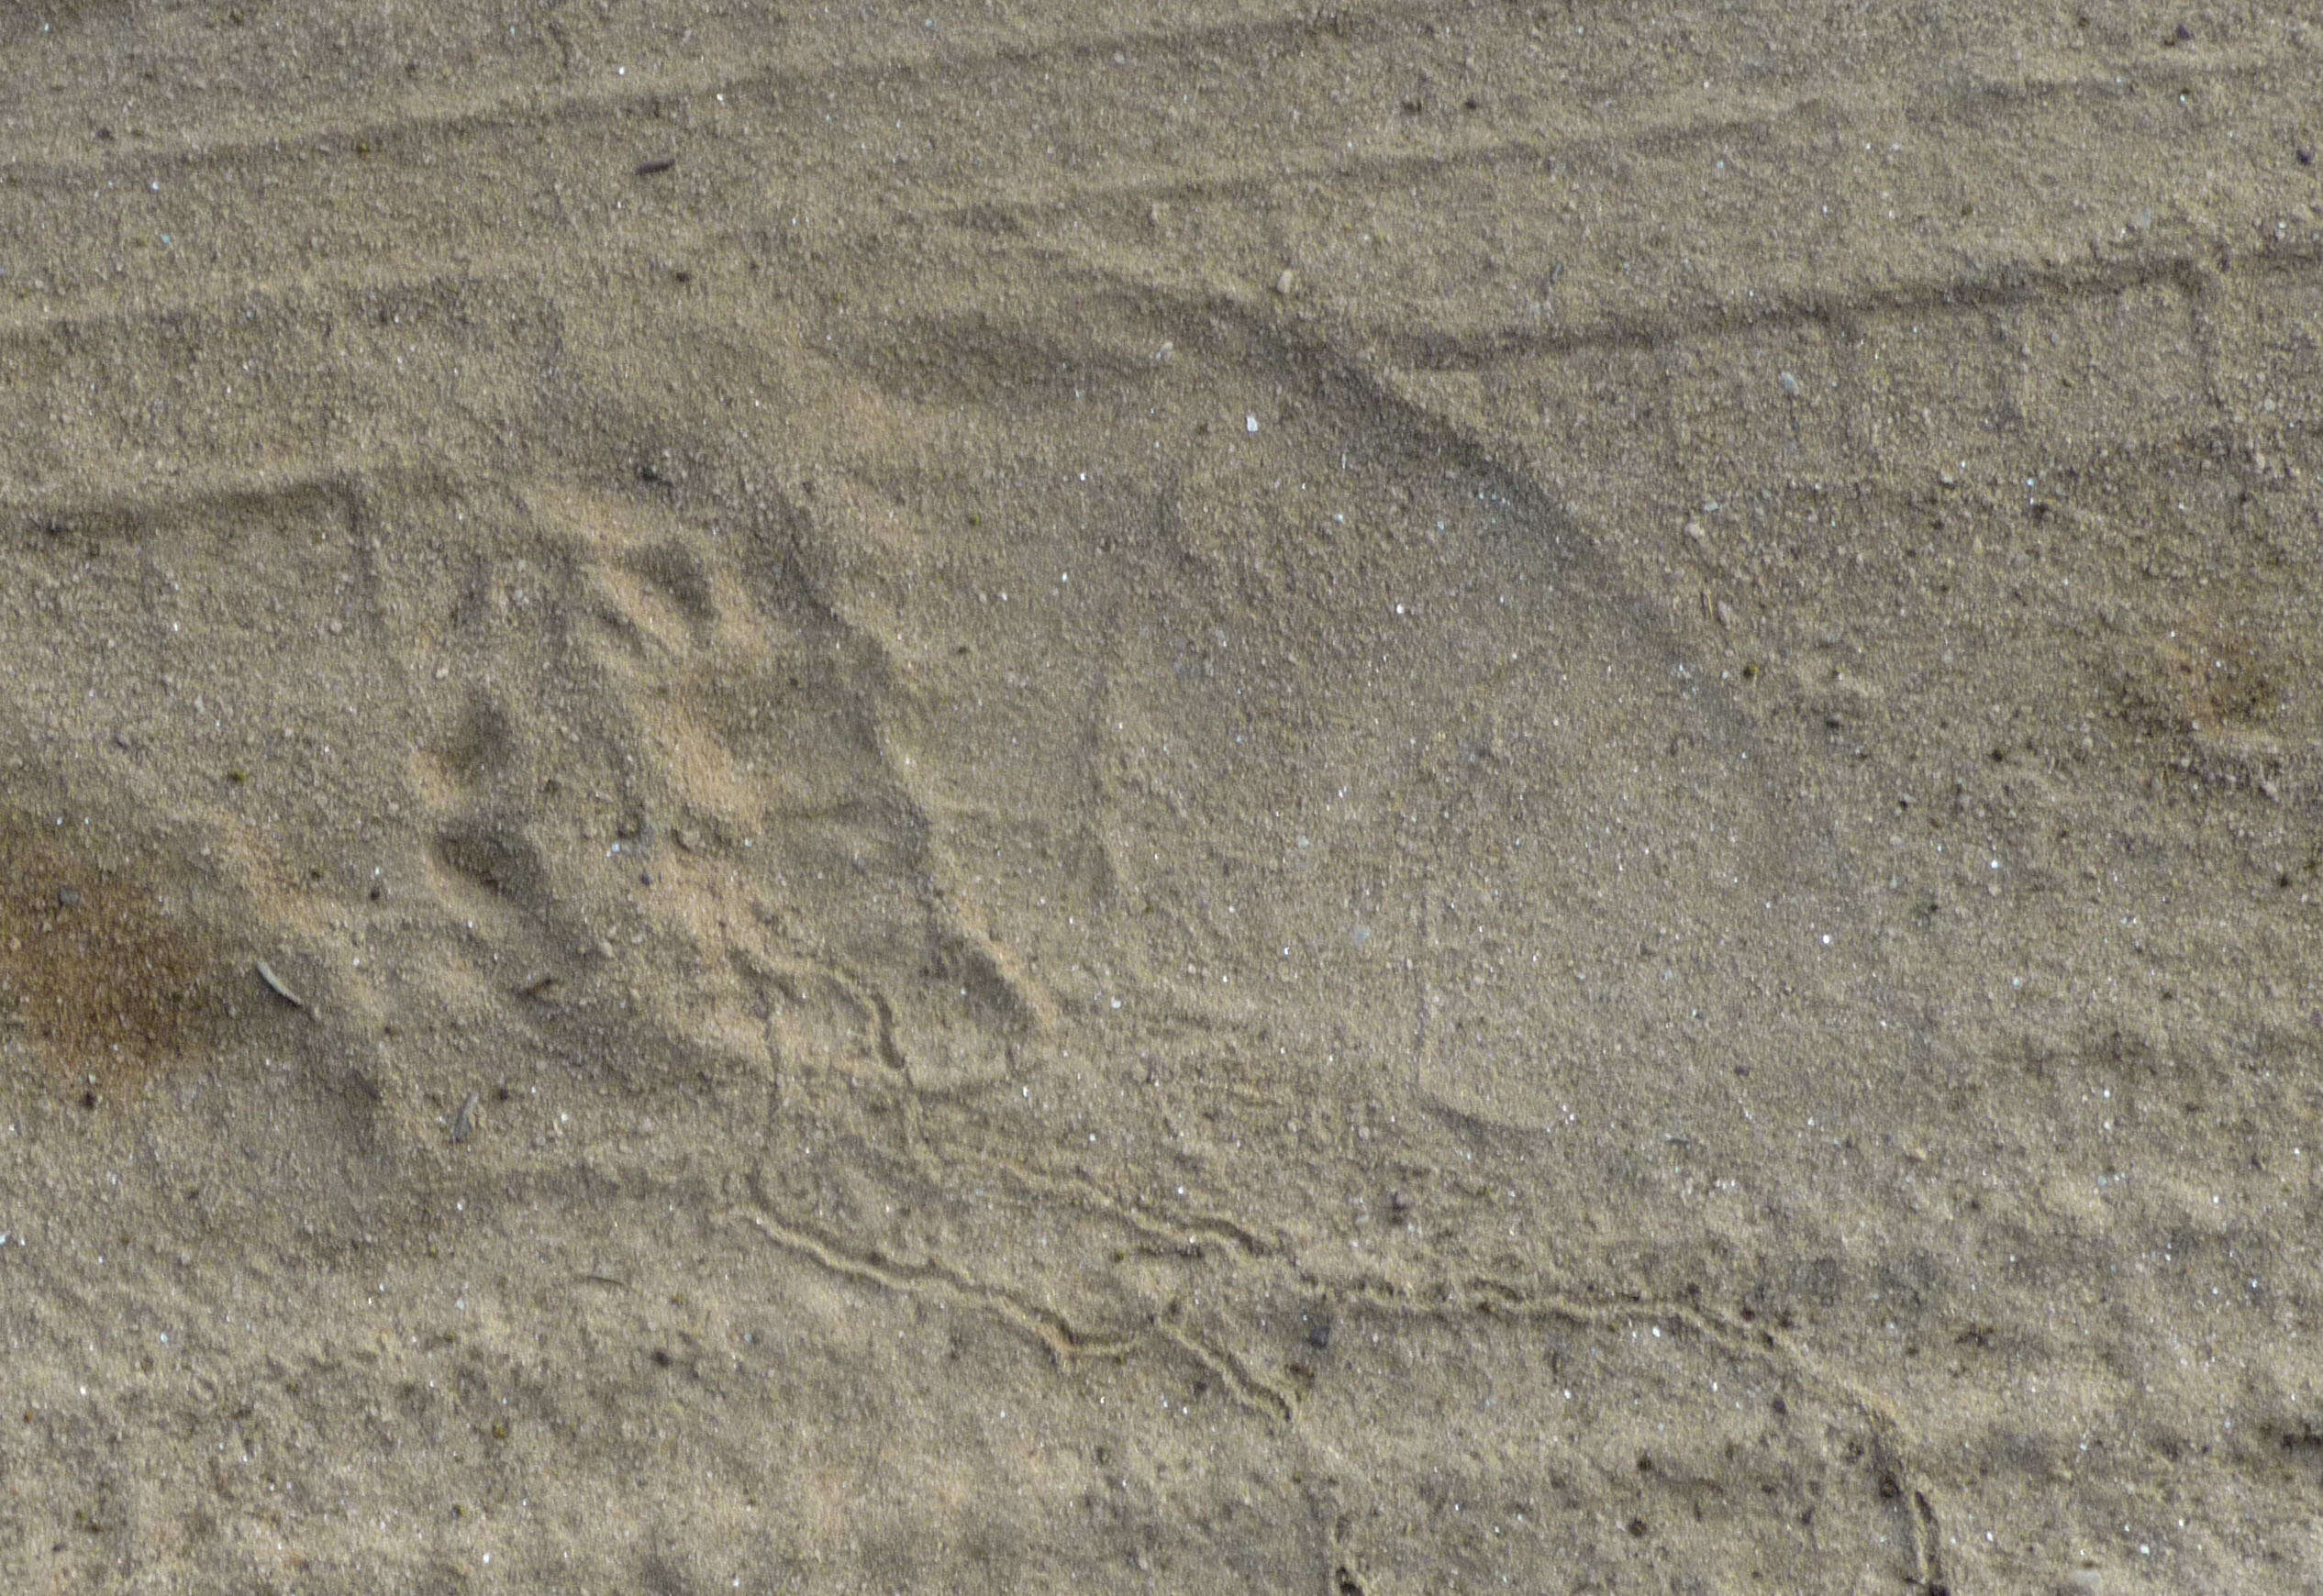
[4,2,2323,1590]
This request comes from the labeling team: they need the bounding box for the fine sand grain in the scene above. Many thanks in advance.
[5,2,2323,1590]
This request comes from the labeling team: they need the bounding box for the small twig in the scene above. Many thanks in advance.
[254,960,306,1011]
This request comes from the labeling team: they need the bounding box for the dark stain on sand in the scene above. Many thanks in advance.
[0,823,224,1099]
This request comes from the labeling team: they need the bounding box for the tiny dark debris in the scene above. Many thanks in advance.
[634,157,677,177]
[1628,1516,1650,1538]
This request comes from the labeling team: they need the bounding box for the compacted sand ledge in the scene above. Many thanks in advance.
[4,2,2322,1590]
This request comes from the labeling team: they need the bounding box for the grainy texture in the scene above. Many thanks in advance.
[3,2,2321,1591]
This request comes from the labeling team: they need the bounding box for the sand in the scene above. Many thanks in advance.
[3,1,2321,1590]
